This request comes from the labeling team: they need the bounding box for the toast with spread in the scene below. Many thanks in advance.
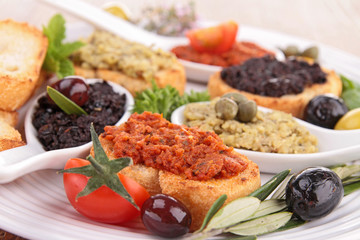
[208,56,342,119]
[92,112,261,231]
[72,30,186,96]
[0,19,48,111]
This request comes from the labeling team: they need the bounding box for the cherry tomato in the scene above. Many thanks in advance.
[186,21,238,54]
[63,158,150,224]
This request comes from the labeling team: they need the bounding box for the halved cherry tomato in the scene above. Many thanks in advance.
[63,158,150,224]
[186,21,238,54]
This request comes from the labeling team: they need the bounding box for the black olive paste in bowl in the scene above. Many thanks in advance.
[32,80,128,151]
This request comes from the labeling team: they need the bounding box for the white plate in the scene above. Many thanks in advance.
[1,170,360,240]
[1,22,360,239]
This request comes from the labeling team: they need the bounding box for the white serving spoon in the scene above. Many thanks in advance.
[39,0,283,82]
[0,79,134,183]
[39,0,187,50]
[171,104,360,173]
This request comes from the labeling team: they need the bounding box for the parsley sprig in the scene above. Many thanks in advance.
[132,81,210,120]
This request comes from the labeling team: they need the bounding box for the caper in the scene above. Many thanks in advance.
[215,98,238,120]
[222,92,248,105]
[301,46,319,60]
[237,100,257,122]
[282,45,300,57]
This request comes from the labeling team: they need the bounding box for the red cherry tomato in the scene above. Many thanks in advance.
[186,21,238,54]
[63,158,150,224]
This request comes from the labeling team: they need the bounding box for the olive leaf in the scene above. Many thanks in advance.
[249,169,290,201]
[274,218,306,232]
[226,212,293,236]
[47,86,88,116]
[196,194,227,233]
[344,181,360,196]
[331,165,360,180]
[342,176,360,185]
[245,199,287,221]
[270,174,293,200]
[205,197,260,230]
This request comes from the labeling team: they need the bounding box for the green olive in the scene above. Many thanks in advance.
[301,46,319,60]
[237,100,257,122]
[222,92,248,105]
[215,98,238,120]
[282,45,300,57]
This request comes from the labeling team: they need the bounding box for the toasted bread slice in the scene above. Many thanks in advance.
[0,19,48,111]
[0,119,25,151]
[95,133,260,231]
[75,60,186,96]
[0,109,18,127]
[208,68,342,119]
[159,156,260,231]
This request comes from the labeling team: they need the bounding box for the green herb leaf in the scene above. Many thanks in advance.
[249,169,291,201]
[205,196,260,230]
[42,14,85,78]
[341,89,360,110]
[196,194,227,233]
[342,176,360,185]
[245,199,287,221]
[344,181,360,196]
[181,90,211,104]
[270,174,293,200]
[60,124,139,209]
[339,74,360,110]
[132,80,210,120]
[47,86,88,116]
[42,14,66,46]
[340,74,360,92]
[58,41,86,58]
[270,217,305,232]
[331,165,360,180]
[226,212,292,236]
[57,58,75,79]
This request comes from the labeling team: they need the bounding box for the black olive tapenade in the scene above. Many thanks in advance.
[220,55,327,97]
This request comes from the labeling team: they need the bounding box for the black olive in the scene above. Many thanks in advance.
[285,167,344,221]
[304,95,348,129]
[141,194,192,238]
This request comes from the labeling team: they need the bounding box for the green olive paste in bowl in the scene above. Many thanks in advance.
[183,99,318,154]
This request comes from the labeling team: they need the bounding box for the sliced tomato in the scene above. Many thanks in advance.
[63,158,150,224]
[186,21,238,54]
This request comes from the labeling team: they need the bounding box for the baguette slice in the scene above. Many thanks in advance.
[0,119,25,151]
[74,60,186,96]
[0,19,48,111]
[208,68,342,119]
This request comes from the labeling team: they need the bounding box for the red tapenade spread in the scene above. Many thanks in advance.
[102,112,248,181]
[220,55,327,97]
[171,41,274,67]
